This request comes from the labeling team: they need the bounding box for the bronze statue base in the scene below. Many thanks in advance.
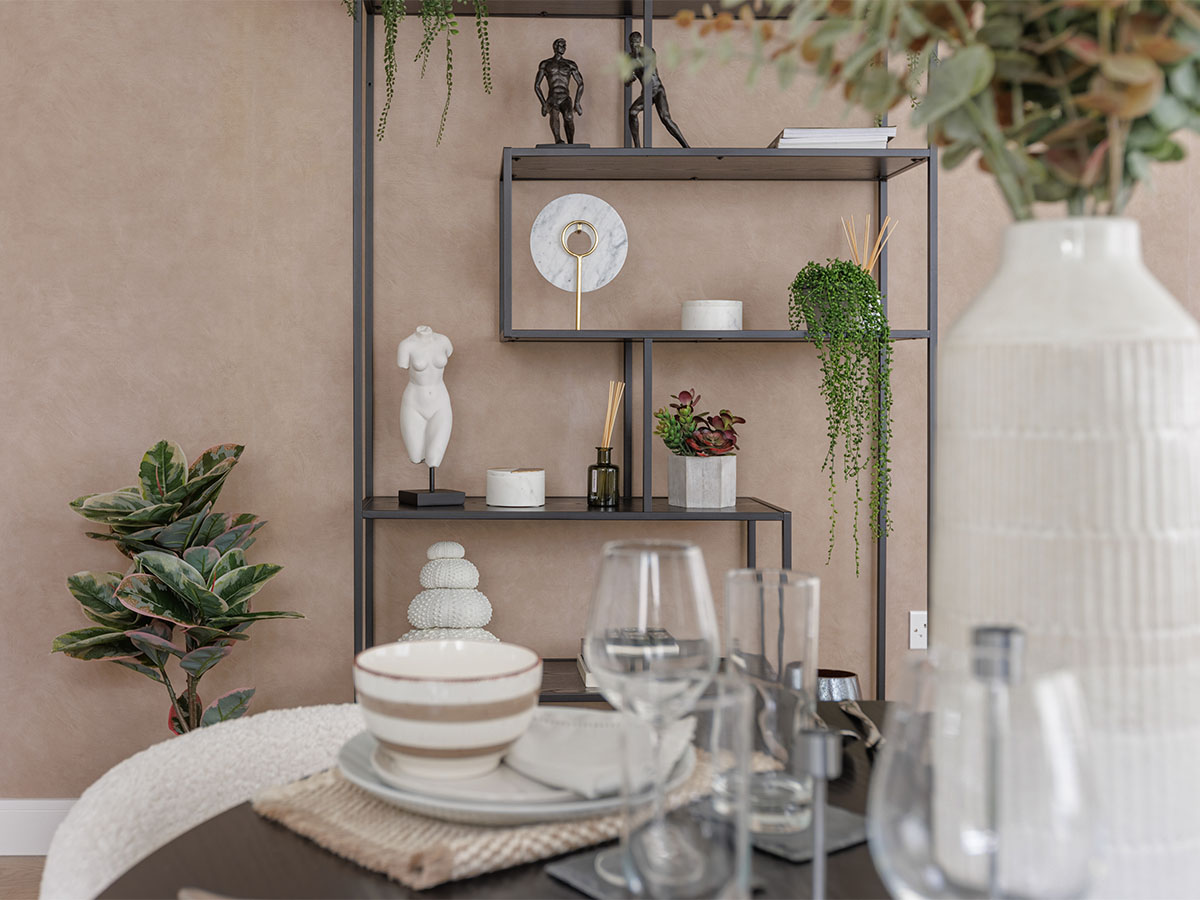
[536,143,591,148]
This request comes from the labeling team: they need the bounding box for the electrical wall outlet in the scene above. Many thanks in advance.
[909,611,928,650]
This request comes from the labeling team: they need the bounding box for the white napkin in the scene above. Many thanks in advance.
[505,707,695,800]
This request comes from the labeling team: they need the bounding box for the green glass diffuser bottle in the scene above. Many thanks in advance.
[588,447,619,508]
[589,381,625,509]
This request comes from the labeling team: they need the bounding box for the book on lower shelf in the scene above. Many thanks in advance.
[576,647,599,691]
[769,126,897,149]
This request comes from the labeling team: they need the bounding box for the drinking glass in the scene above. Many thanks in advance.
[583,540,721,888]
[723,568,820,832]
[622,675,753,900]
[867,628,1096,900]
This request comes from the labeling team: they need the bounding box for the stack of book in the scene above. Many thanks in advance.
[768,126,896,149]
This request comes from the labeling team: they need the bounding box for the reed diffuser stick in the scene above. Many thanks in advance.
[600,380,625,448]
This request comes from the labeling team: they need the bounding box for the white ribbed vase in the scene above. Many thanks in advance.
[932,218,1200,899]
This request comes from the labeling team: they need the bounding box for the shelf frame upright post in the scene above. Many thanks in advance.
[353,0,366,656]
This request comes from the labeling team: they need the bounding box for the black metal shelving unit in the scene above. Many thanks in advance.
[354,0,938,700]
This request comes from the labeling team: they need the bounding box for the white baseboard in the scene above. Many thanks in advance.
[0,800,75,855]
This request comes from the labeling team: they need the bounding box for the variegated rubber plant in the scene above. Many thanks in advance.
[52,441,303,734]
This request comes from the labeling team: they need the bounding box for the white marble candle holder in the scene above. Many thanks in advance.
[681,300,743,331]
[486,468,546,507]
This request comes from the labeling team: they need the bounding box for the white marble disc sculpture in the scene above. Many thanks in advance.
[530,193,628,298]
[399,541,497,642]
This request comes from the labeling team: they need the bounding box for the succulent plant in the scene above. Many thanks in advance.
[655,390,746,457]
[52,440,303,734]
[685,410,746,456]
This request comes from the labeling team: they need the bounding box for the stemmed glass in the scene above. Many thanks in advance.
[867,628,1096,900]
[583,540,721,891]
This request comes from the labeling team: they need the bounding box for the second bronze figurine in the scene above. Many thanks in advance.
[534,38,586,145]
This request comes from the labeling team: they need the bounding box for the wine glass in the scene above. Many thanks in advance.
[583,540,721,890]
[867,628,1097,899]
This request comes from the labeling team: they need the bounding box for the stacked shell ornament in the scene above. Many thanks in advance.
[399,542,497,642]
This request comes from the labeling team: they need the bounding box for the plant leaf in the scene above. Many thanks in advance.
[67,570,125,613]
[155,505,212,552]
[206,515,265,555]
[207,610,304,629]
[113,659,166,683]
[183,624,250,644]
[200,688,255,727]
[212,564,283,613]
[183,546,221,584]
[168,457,236,507]
[71,490,152,523]
[136,551,227,618]
[912,45,994,128]
[126,628,183,666]
[116,573,198,626]
[138,440,188,503]
[188,444,244,481]
[113,502,182,527]
[180,644,231,677]
[210,548,246,585]
[1101,53,1161,86]
[53,627,142,661]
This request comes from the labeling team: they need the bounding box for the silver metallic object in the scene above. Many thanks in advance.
[796,728,843,900]
[817,668,862,702]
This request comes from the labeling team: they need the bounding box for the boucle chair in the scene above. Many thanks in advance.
[40,703,364,899]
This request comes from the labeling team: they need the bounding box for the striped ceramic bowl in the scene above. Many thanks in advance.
[353,640,543,780]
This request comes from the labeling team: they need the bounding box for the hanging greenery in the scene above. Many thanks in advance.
[789,257,893,576]
[343,0,492,145]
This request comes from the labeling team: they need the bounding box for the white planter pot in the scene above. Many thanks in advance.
[680,300,742,330]
[932,218,1200,899]
[668,455,736,508]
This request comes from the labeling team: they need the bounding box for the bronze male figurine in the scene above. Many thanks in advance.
[534,38,585,144]
[625,31,688,148]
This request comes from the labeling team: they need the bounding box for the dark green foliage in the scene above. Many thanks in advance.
[789,260,893,575]
[53,441,302,734]
[344,0,493,145]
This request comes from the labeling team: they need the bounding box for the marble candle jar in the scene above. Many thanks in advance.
[681,300,743,331]
[486,468,546,507]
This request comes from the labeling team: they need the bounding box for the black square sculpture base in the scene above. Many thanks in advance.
[535,142,592,148]
[397,488,466,507]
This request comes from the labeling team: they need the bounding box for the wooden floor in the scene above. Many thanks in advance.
[0,857,43,900]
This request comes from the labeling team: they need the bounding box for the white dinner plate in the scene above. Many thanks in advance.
[337,731,697,826]
[370,744,576,804]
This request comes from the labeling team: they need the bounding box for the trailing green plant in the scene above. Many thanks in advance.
[789,259,893,574]
[52,440,303,734]
[654,390,746,456]
[673,1,1200,219]
[342,0,492,145]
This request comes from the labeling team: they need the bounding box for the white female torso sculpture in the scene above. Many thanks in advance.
[397,326,453,469]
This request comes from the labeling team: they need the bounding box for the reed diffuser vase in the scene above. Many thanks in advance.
[588,380,625,509]
[587,447,619,508]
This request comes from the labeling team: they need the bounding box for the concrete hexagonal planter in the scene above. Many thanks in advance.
[667,455,736,509]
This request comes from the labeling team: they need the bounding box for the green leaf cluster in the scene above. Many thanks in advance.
[344,0,492,145]
[52,441,303,735]
[789,260,893,575]
[681,1,1200,218]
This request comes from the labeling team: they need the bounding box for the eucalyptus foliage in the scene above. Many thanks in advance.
[674,1,1200,218]
[52,441,302,734]
[343,0,492,145]
[789,260,892,574]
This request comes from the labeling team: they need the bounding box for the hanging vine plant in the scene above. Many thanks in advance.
[789,246,893,575]
[343,0,492,145]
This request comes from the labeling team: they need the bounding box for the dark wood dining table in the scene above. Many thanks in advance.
[101,700,890,899]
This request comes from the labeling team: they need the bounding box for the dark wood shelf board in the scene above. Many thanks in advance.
[363,495,789,520]
[501,328,932,342]
[540,658,605,704]
[368,1,792,18]
[507,147,931,182]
